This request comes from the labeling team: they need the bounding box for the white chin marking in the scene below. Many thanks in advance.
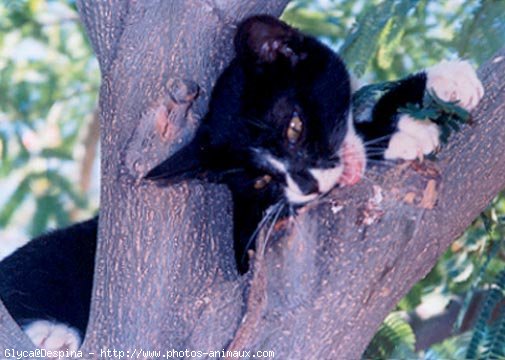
[426,60,484,111]
[24,320,81,351]
[265,154,287,174]
[285,175,318,205]
[384,115,440,160]
[310,166,343,193]
[285,189,318,204]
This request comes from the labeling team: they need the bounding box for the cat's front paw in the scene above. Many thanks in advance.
[24,320,81,354]
[426,60,484,111]
[384,115,440,160]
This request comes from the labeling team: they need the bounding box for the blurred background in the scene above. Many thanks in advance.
[0,0,504,358]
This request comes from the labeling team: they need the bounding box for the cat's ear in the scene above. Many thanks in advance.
[234,15,304,65]
[144,137,204,184]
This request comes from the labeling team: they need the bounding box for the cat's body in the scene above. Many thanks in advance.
[0,218,97,351]
[0,15,483,351]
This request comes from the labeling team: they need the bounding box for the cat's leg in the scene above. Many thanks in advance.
[24,320,81,352]
[385,60,484,160]
[356,60,484,161]
[383,114,441,160]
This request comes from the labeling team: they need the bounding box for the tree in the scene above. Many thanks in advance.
[0,1,504,358]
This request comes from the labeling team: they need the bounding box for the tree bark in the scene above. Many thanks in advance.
[0,1,504,359]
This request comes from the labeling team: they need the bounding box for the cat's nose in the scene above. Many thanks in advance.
[290,170,319,195]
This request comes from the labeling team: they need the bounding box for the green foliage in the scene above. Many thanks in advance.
[352,81,397,123]
[285,0,505,81]
[400,90,470,144]
[363,312,417,359]
[424,332,472,360]
[340,0,421,77]
[0,0,99,240]
[466,270,505,359]
[354,81,471,146]
[456,0,505,65]
[284,0,505,358]
[0,0,504,356]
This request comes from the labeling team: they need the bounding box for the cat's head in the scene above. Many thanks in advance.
[233,15,366,205]
[146,15,366,205]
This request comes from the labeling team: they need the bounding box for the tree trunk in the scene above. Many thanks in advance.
[0,1,504,359]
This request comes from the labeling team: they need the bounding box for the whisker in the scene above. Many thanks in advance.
[219,168,246,176]
[288,206,309,243]
[259,201,285,257]
[364,153,388,158]
[364,146,387,151]
[363,134,392,145]
[240,202,280,264]
[364,150,387,155]
[310,195,338,206]
[366,159,397,167]
[244,116,272,130]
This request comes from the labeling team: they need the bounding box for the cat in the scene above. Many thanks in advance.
[0,15,483,352]
[0,218,96,351]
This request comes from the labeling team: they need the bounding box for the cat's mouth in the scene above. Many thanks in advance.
[338,129,367,186]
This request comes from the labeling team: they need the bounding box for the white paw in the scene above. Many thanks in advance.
[384,115,440,160]
[426,60,484,111]
[24,320,81,352]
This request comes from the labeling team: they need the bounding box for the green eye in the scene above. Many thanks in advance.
[287,113,303,143]
[254,174,272,190]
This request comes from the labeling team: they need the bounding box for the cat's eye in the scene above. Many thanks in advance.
[254,174,272,190]
[287,113,303,143]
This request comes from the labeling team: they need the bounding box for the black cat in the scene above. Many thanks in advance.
[0,15,483,351]
[146,15,367,270]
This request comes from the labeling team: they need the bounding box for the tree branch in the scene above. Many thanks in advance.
[79,108,100,194]
[1,2,502,356]
[76,0,130,75]
[0,302,36,351]
[228,48,505,358]
[76,0,291,352]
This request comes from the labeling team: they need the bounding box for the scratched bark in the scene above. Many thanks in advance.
[0,1,504,359]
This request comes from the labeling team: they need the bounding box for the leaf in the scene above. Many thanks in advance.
[340,1,396,76]
[30,194,54,236]
[397,283,424,311]
[341,0,421,77]
[424,332,472,360]
[397,89,470,145]
[466,270,505,359]
[282,7,342,40]
[376,0,419,70]
[0,174,32,227]
[0,131,7,161]
[40,147,74,160]
[363,312,416,359]
[455,0,505,65]
[45,170,87,208]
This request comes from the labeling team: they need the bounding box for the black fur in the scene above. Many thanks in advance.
[355,73,427,157]
[145,15,352,271]
[0,217,97,337]
[0,15,433,339]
